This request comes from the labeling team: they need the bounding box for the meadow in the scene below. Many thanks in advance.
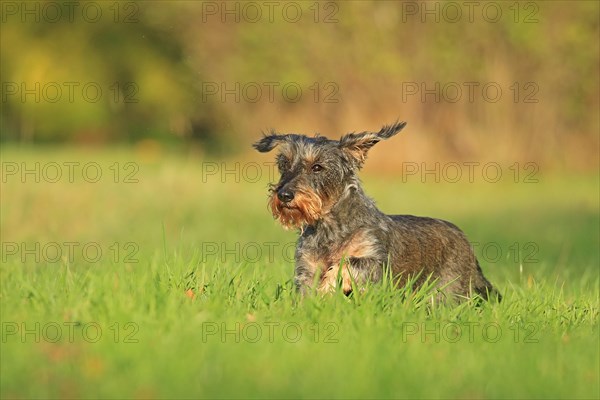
[1,147,598,399]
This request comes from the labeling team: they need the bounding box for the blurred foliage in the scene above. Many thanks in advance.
[1,1,598,167]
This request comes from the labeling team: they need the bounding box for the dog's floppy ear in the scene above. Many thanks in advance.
[253,131,288,153]
[339,121,407,167]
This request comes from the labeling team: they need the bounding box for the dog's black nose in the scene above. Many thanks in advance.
[277,189,294,203]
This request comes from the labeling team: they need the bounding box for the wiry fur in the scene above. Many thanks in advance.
[253,120,500,301]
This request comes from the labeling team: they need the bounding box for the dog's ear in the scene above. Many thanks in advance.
[339,121,407,167]
[253,131,288,153]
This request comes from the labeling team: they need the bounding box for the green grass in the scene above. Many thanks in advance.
[1,147,598,399]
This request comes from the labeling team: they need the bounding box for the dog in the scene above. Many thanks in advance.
[254,121,499,301]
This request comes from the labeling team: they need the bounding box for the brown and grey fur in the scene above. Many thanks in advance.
[253,121,500,301]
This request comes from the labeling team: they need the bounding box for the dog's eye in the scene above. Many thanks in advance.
[311,164,324,173]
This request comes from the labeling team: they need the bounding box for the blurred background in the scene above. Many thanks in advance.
[1,0,598,171]
[1,5,599,397]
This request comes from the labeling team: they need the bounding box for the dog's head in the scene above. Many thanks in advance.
[253,121,407,229]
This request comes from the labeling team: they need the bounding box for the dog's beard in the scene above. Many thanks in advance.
[268,187,323,230]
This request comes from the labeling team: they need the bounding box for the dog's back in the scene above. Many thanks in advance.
[387,214,499,300]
